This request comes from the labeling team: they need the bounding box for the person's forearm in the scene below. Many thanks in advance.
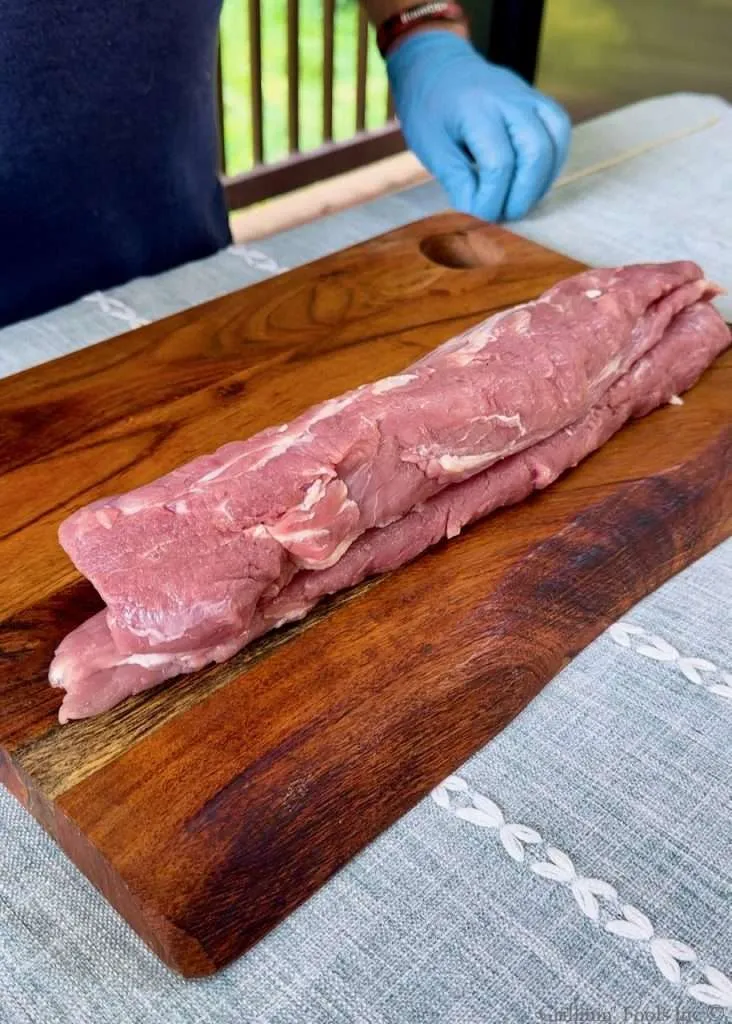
[361,0,412,24]
[360,0,468,39]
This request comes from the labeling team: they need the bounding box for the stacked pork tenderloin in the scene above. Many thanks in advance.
[50,262,731,721]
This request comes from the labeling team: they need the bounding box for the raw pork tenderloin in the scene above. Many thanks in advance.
[51,262,730,721]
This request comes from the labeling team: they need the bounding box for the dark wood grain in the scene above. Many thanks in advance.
[0,215,730,977]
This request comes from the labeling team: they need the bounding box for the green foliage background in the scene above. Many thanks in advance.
[220,0,389,174]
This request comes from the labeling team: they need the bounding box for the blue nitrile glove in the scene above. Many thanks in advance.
[387,31,571,222]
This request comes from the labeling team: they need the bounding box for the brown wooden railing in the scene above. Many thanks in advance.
[249,0,264,163]
[219,0,546,212]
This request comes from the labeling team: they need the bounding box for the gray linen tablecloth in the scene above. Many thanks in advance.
[1,93,730,1024]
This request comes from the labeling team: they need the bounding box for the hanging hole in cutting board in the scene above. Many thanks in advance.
[419,228,504,271]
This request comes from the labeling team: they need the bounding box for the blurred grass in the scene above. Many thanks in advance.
[220,0,390,175]
[537,0,732,120]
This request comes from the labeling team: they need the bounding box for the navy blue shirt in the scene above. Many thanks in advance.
[0,1,230,327]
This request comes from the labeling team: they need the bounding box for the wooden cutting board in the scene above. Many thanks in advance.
[1,215,730,977]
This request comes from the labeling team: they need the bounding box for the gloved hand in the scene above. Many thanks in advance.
[387,31,571,222]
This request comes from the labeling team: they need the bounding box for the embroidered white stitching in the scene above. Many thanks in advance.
[83,291,150,330]
[607,622,732,703]
[228,245,288,274]
[431,776,732,1009]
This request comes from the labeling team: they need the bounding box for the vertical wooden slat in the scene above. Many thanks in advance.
[323,0,336,141]
[288,0,300,153]
[356,5,369,132]
[216,38,226,173]
[248,0,264,164]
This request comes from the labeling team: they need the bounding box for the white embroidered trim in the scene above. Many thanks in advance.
[608,622,732,703]
[83,291,150,330]
[228,244,288,275]
[431,776,732,1009]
